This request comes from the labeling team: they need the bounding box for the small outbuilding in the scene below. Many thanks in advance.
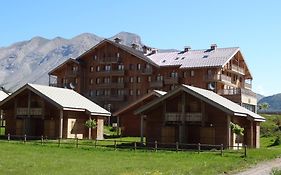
[135,85,265,148]
[0,84,110,139]
[113,90,166,137]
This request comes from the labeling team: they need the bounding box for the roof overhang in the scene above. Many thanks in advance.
[49,58,79,75]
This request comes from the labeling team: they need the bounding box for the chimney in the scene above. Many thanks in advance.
[114,37,122,44]
[131,43,139,49]
[184,46,191,52]
[151,48,158,54]
[142,45,151,54]
[210,44,217,50]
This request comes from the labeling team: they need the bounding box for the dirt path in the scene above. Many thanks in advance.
[234,157,281,175]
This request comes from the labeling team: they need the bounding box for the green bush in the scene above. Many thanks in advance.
[270,136,281,147]
[271,168,281,175]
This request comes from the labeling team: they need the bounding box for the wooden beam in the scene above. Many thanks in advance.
[226,115,231,147]
[250,120,254,148]
[140,115,144,143]
[59,109,63,139]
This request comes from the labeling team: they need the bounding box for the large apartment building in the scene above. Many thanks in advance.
[49,38,257,113]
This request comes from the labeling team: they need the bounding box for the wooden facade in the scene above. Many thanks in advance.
[1,86,106,139]
[49,39,257,114]
[135,86,263,148]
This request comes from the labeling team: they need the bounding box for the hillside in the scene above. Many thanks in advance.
[258,93,281,113]
[0,32,144,92]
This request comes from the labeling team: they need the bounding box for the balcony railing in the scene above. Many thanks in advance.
[16,108,43,116]
[96,70,125,76]
[150,80,164,88]
[94,95,125,102]
[66,70,80,77]
[217,88,256,97]
[142,68,152,75]
[230,65,245,75]
[99,57,120,63]
[164,77,179,85]
[205,74,232,83]
[244,82,252,89]
[165,113,202,122]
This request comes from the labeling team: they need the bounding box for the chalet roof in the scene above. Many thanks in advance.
[74,39,159,68]
[48,58,79,75]
[0,91,9,101]
[113,90,166,116]
[135,85,265,122]
[0,84,111,116]
[147,47,240,69]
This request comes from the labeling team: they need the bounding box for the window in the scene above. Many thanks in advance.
[116,52,120,58]
[207,69,212,75]
[93,55,97,60]
[89,90,94,97]
[148,76,151,82]
[90,66,94,72]
[96,78,101,84]
[171,72,178,78]
[130,77,134,83]
[104,77,110,84]
[129,89,134,96]
[117,77,124,83]
[96,66,100,72]
[105,65,111,71]
[96,90,104,96]
[137,89,141,96]
[118,64,124,70]
[75,78,78,84]
[90,78,94,85]
[117,89,124,96]
[137,76,141,83]
[156,75,163,81]
[137,63,141,70]
[104,90,110,96]
[191,70,195,77]
[72,66,78,72]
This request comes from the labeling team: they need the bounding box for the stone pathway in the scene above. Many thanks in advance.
[234,157,281,175]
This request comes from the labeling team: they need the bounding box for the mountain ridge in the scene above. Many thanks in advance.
[0,32,143,92]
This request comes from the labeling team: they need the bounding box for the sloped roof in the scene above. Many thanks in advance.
[135,85,265,122]
[0,84,111,116]
[113,90,166,116]
[75,39,159,68]
[147,47,240,69]
[0,91,9,101]
[48,58,79,75]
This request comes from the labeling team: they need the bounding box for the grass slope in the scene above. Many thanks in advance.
[0,141,281,175]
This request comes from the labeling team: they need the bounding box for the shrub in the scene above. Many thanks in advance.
[270,136,281,147]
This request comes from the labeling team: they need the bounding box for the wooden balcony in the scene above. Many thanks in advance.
[66,70,80,77]
[230,65,245,75]
[150,80,163,88]
[16,108,43,116]
[244,82,252,89]
[165,113,202,122]
[205,74,232,84]
[164,77,179,85]
[99,57,120,63]
[141,68,152,75]
[95,95,125,102]
[217,88,256,97]
[96,70,125,76]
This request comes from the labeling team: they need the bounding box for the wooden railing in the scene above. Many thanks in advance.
[244,82,252,89]
[164,77,179,84]
[205,74,232,83]
[99,57,120,63]
[142,68,152,75]
[16,108,43,115]
[217,88,256,97]
[230,65,245,75]
[165,113,202,122]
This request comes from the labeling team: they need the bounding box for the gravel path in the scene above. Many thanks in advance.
[234,157,281,175]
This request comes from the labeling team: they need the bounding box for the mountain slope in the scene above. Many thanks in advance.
[258,93,281,112]
[0,32,143,92]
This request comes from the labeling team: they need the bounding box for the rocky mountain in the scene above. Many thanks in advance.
[0,32,144,92]
[258,93,281,113]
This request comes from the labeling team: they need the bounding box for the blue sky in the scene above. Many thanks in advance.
[0,0,280,96]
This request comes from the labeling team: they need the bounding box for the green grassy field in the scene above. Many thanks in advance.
[0,138,281,175]
[0,114,280,174]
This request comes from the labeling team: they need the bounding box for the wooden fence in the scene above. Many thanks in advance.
[1,134,247,157]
